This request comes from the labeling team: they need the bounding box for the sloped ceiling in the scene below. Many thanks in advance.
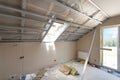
[92,0,120,17]
[0,0,117,42]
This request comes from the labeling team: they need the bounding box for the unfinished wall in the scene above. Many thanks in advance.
[77,27,100,65]
[0,41,77,80]
[77,15,120,70]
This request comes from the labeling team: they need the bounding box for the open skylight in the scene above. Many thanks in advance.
[43,22,69,42]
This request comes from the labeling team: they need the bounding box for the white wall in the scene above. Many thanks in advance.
[0,41,77,80]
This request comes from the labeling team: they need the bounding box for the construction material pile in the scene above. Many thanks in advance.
[59,64,79,76]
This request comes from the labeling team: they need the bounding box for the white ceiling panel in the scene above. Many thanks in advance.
[92,0,120,17]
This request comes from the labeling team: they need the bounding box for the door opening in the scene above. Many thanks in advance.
[101,27,118,70]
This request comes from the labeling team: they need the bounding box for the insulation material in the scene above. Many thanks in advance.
[58,34,69,40]
[1,35,20,40]
[59,64,79,75]
[52,1,69,18]
[0,16,20,26]
[27,0,51,15]
[0,9,20,16]
[23,29,42,33]
[21,35,38,40]
[0,0,21,8]
[93,11,107,21]
[67,1,79,11]
[67,35,81,41]
[24,20,46,29]
[0,0,109,41]
[66,10,88,24]
[59,64,71,75]
[76,29,89,34]
[52,0,88,24]
[0,29,19,33]
[84,19,100,27]
[66,27,78,32]
[80,1,98,16]
[26,14,48,22]
[23,31,39,34]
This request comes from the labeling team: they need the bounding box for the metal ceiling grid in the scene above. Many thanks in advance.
[0,0,109,42]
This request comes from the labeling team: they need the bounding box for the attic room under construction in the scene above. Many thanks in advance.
[0,0,120,80]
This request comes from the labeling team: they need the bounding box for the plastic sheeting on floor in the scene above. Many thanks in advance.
[40,61,120,80]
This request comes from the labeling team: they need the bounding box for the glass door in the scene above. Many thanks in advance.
[102,27,118,69]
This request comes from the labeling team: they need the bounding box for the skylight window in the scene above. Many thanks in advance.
[43,22,69,42]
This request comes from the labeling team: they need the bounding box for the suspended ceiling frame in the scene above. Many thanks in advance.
[0,0,109,42]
